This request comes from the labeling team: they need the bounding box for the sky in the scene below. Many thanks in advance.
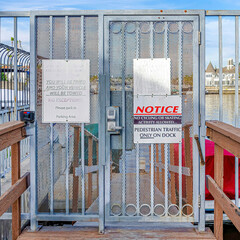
[0,0,239,68]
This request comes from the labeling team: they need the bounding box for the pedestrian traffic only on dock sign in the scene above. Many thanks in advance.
[133,95,182,144]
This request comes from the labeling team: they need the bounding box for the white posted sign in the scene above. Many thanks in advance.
[42,60,90,123]
[133,58,171,96]
[134,95,182,144]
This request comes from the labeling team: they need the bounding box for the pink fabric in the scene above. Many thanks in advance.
[174,139,240,200]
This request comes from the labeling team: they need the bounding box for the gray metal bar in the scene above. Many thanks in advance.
[81,15,85,215]
[121,22,126,216]
[49,15,54,215]
[164,20,169,216]
[150,144,154,215]
[98,13,105,233]
[65,15,69,214]
[29,9,204,17]
[0,11,30,17]
[206,10,240,16]
[150,21,154,59]
[104,16,111,221]
[36,214,98,221]
[235,16,239,207]
[164,144,169,216]
[14,17,18,120]
[199,10,206,232]
[30,12,38,230]
[219,16,223,121]
[150,22,154,216]
[164,21,168,58]
[193,17,200,223]
[136,22,140,216]
[178,21,183,215]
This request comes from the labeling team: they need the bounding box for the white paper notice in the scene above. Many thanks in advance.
[134,95,182,144]
[42,60,90,123]
[133,58,171,96]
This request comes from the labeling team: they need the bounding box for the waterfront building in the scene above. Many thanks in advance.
[205,58,240,86]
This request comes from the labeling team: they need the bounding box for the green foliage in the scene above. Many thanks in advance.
[1,72,8,81]
[183,74,193,86]
[90,75,98,82]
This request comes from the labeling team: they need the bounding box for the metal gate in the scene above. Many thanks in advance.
[28,10,205,233]
[104,16,200,223]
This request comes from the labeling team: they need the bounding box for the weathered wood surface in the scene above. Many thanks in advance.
[72,127,80,213]
[206,120,240,143]
[206,175,240,233]
[206,120,240,158]
[213,144,224,240]
[11,142,21,240]
[0,172,30,216]
[18,225,216,240]
[0,121,26,151]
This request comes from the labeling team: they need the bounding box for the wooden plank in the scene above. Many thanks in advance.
[0,121,24,136]
[0,127,26,151]
[18,225,216,240]
[170,144,176,204]
[214,144,224,240]
[155,144,160,190]
[155,162,190,176]
[206,175,240,233]
[206,120,240,144]
[12,142,21,240]
[0,172,30,216]
[184,125,193,214]
[87,136,93,208]
[96,143,99,194]
[206,128,240,158]
[161,144,165,195]
[72,127,80,213]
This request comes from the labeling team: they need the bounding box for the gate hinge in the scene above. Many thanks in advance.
[198,113,201,127]
[198,195,201,208]
[198,31,201,45]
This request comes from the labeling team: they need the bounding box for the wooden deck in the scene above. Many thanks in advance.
[18,224,216,240]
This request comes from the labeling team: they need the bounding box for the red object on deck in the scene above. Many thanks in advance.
[204,139,240,200]
[174,139,240,200]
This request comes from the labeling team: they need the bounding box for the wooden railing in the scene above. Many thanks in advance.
[0,121,30,240]
[206,120,240,240]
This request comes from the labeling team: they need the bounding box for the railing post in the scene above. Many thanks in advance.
[184,125,193,214]
[72,127,80,213]
[11,141,21,240]
[214,143,224,240]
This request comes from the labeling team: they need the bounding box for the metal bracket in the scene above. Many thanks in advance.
[194,135,205,165]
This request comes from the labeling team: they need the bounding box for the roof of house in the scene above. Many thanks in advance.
[206,62,215,73]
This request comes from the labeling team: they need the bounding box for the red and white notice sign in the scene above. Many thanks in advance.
[134,95,182,144]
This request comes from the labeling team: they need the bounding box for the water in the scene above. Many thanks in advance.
[206,94,240,126]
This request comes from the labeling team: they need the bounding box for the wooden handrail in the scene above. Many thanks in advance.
[0,120,28,240]
[206,120,240,240]
[206,176,240,232]
[0,121,26,151]
[0,172,30,216]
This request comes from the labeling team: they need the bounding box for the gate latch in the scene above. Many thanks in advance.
[106,106,123,134]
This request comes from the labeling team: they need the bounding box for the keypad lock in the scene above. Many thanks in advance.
[106,106,122,133]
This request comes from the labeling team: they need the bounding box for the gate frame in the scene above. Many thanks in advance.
[0,9,205,233]
[29,10,206,233]
[103,14,200,224]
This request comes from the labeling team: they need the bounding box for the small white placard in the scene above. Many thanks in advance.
[134,95,182,144]
[42,60,90,123]
[133,58,171,96]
